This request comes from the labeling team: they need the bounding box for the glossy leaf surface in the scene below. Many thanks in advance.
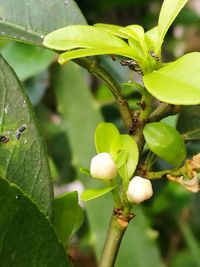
[143,53,200,105]
[0,54,53,217]
[0,177,70,267]
[143,122,186,167]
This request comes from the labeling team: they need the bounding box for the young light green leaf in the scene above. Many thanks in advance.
[177,105,200,140]
[43,25,129,51]
[120,25,147,54]
[0,177,70,267]
[158,0,188,48]
[143,52,200,105]
[127,38,145,58]
[81,186,116,201]
[94,23,129,39]
[54,191,84,246]
[110,135,139,180]
[58,47,145,66]
[145,27,159,51]
[143,122,186,167]
[95,122,120,154]
[121,25,145,42]
[114,150,128,169]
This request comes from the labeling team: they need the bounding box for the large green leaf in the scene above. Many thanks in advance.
[0,0,86,46]
[177,106,200,140]
[95,122,120,154]
[1,41,54,81]
[0,54,53,217]
[157,0,188,49]
[0,177,70,267]
[43,25,129,51]
[143,53,200,105]
[54,191,84,246]
[143,122,186,167]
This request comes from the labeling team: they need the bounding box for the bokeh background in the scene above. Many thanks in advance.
[1,0,200,266]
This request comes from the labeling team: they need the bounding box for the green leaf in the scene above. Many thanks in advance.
[120,25,147,54]
[143,122,186,167]
[80,167,91,176]
[143,52,200,105]
[0,54,53,217]
[177,105,200,140]
[114,150,128,169]
[0,0,87,46]
[95,122,120,154]
[1,42,54,81]
[43,25,129,51]
[157,0,188,49]
[25,71,49,106]
[145,27,159,51]
[0,177,70,267]
[94,23,129,39]
[81,186,116,201]
[94,24,146,58]
[54,191,84,246]
[58,47,145,66]
[110,135,139,180]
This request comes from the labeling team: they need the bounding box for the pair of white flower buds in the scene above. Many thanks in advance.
[90,152,153,204]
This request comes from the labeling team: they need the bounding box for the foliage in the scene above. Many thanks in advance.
[0,0,200,266]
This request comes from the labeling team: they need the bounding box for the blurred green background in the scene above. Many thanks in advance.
[1,0,200,266]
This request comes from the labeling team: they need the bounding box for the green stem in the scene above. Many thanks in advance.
[149,103,181,122]
[99,213,129,267]
[75,58,132,129]
[139,90,152,120]
[111,187,122,209]
[147,167,184,179]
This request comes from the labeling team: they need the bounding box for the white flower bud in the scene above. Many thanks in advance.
[126,176,153,203]
[90,152,117,180]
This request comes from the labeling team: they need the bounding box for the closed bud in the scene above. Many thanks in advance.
[90,152,117,180]
[126,176,153,203]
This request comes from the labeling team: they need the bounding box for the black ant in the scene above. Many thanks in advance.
[16,124,26,139]
[149,50,159,61]
[0,135,9,143]
[120,59,143,75]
